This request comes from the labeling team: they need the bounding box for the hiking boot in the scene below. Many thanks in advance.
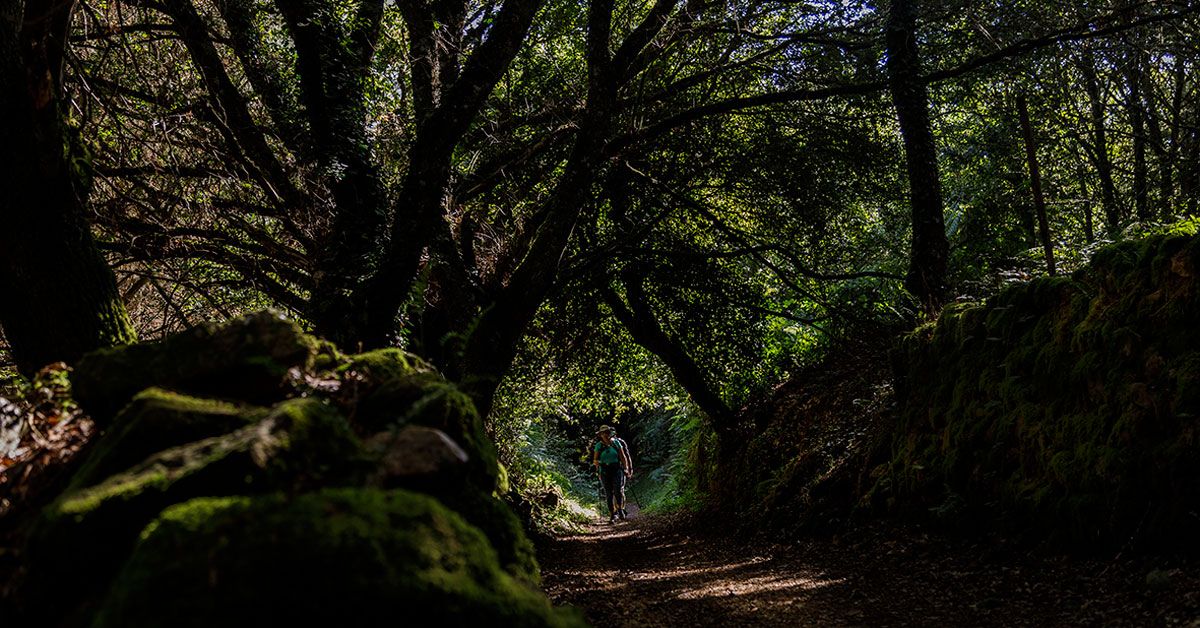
[608,514,616,524]
[618,508,627,520]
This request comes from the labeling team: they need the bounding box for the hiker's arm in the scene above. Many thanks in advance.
[619,447,631,475]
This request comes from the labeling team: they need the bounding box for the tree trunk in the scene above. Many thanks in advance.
[1182,113,1200,217]
[351,0,545,350]
[1125,52,1150,222]
[885,0,948,313]
[0,0,136,373]
[274,1,389,347]
[1078,162,1095,243]
[455,0,619,418]
[1017,96,1056,275]
[1142,51,1180,216]
[1167,55,1187,215]
[1080,50,1123,231]
[603,278,735,432]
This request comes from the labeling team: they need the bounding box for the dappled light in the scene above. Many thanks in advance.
[2,0,1200,624]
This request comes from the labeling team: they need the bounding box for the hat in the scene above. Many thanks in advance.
[596,425,612,435]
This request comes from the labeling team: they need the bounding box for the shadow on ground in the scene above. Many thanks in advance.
[538,512,1200,627]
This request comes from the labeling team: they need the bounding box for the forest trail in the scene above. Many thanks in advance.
[539,512,1200,627]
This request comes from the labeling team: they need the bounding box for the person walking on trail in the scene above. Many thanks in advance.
[593,425,632,523]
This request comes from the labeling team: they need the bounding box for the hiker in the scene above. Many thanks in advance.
[593,425,632,523]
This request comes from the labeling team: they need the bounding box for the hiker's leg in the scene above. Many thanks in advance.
[601,467,616,515]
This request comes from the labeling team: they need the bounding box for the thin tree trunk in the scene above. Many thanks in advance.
[0,0,136,373]
[1078,162,1095,243]
[1017,96,1056,275]
[1142,52,1178,215]
[886,0,948,313]
[1182,116,1200,217]
[1081,50,1122,230]
[1125,52,1150,222]
[1167,55,1187,215]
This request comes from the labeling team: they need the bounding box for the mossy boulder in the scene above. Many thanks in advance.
[337,347,436,383]
[311,338,346,372]
[13,314,567,626]
[434,487,542,586]
[20,398,368,622]
[92,489,584,628]
[69,388,268,490]
[886,231,1200,550]
[73,311,317,421]
[335,348,501,492]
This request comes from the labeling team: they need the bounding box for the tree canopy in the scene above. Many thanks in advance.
[2,0,1198,423]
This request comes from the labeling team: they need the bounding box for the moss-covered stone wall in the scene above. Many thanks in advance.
[3,312,582,627]
[886,231,1200,549]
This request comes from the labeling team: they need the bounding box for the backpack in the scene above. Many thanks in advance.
[613,437,632,465]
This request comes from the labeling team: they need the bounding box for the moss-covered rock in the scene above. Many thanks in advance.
[434,487,542,586]
[69,388,267,490]
[14,314,561,626]
[311,338,346,372]
[337,347,436,383]
[20,398,367,623]
[336,348,501,493]
[92,489,584,628]
[886,231,1200,550]
[72,311,317,422]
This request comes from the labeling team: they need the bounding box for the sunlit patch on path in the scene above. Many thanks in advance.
[539,515,855,627]
[539,515,1200,627]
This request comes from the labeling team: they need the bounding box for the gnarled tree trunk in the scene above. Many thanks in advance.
[0,0,136,373]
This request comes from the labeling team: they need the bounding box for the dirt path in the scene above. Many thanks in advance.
[539,511,1200,627]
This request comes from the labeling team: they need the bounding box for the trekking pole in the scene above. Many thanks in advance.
[627,477,645,513]
[596,469,606,518]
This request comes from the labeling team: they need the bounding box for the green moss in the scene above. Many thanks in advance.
[69,388,267,490]
[20,398,367,623]
[93,489,584,628]
[335,348,501,493]
[884,231,1200,550]
[311,338,346,371]
[72,311,318,422]
[434,488,541,586]
[337,347,435,382]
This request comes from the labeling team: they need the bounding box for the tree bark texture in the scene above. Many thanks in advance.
[885,0,948,313]
[0,0,137,373]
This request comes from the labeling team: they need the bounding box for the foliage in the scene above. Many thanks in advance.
[2,0,1199,568]
[623,408,711,514]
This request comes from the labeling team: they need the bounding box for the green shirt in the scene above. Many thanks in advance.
[594,440,621,464]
